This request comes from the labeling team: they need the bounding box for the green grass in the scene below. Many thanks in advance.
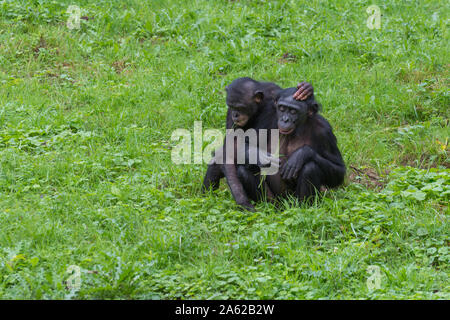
[0,0,448,299]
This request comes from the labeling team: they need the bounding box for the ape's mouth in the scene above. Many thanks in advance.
[234,120,247,127]
[279,127,295,135]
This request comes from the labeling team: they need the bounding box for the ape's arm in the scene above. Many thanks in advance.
[280,126,345,186]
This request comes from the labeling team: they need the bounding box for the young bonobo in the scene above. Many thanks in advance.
[266,88,346,202]
[202,78,313,211]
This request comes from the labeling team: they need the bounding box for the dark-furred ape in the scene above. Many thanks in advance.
[202,78,313,211]
[264,87,346,202]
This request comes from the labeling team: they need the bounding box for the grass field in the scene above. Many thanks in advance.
[0,0,448,299]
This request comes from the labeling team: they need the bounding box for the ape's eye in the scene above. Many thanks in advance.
[290,109,297,115]
[279,106,286,112]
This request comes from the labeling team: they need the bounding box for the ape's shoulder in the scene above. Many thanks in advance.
[312,114,333,132]
[310,115,338,143]
[259,82,282,100]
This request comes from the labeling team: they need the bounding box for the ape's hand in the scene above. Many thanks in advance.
[293,82,313,101]
[280,146,314,180]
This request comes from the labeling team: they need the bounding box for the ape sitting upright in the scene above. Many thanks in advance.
[265,88,346,202]
[202,78,314,211]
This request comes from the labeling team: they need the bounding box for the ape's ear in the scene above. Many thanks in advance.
[308,102,320,116]
[225,86,229,92]
[253,90,264,103]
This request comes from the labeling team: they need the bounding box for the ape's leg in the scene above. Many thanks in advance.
[224,164,254,211]
[236,166,271,202]
[236,166,259,202]
[202,163,224,192]
[265,173,285,198]
[263,180,275,201]
[295,162,323,202]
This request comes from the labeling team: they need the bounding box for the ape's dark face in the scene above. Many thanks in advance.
[225,78,263,128]
[276,102,308,135]
[275,88,318,135]
[229,104,252,127]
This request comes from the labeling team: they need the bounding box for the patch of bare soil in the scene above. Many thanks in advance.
[399,151,449,169]
[112,59,131,74]
[33,35,47,57]
[348,165,386,190]
[278,52,297,64]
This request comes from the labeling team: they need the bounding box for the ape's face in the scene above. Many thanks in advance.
[276,102,308,135]
[229,105,252,127]
[226,84,263,128]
